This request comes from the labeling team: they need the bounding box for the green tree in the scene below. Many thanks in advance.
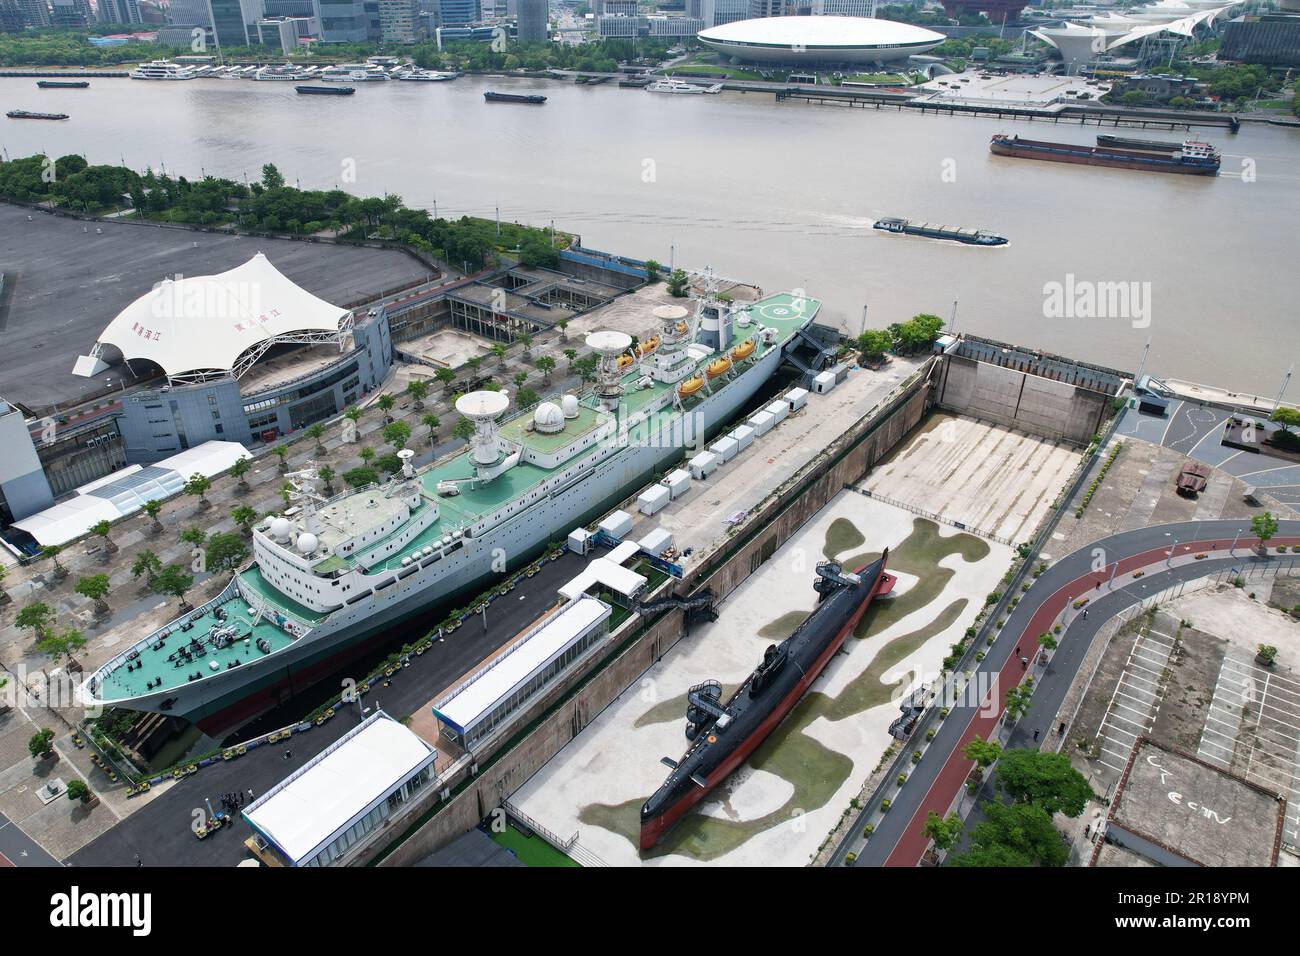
[180,527,207,548]
[923,811,964,851]
[131,550,162,585]
[273,444,289,472]
[452,417,476,441]
[89,519,116,553]
[518,332,534,360]
[206,532,250,571]
[28,728,55,759]
[644,258,661,279]
[857,328,893,362]
[491,343,507,368]
[667,268,689,298]
[152,565,194,609]
[574,356,598,385]
[407,379,430,410]
[564,348,578,369]
[556,319,568,341]
[422,414,441,446]
[37,626,87,663]
[184,472,212,507]
[230,456,252,491]
[377,393,397,422]
[261,163,286,189]
[306,422,326,452]
[536,355,557,383]
[40,544,65,577]
[1252,511,1279,547]
[343,465,379,488]
[517,387,540,408]
[466,356,483,377]
[962,737,1003,770]
[143,497,164,531]
[513,370,528,390]
[434,367,456,390]
[15,602,55,641]
[1271,406,1300,435]
[318,464,336,494]
[74,574,111,614]
[995,749,1095,817]
[382,420,412,451]
[230,505,259,534]
[950,801,1067,868]
[66,778,91,803]
[359,446,376,464]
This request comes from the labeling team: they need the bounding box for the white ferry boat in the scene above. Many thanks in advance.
[253,65,310,81]
[320,63,391,82]
[129,60,198,80]
[646,78,723,94]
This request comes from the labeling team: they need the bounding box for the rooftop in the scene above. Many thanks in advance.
[1107,739,1285,867]
[244,711,437,865]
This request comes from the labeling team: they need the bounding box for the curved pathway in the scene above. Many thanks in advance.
[834,518,1300,867]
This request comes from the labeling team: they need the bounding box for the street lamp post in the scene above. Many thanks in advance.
[1230,530,1241,555]
[1167,538,1178,568]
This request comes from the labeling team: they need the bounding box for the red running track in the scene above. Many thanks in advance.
[883,534,1300,867]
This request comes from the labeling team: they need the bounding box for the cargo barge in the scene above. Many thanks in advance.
[990,133,1220,176]
[296,85,355,95]
[1095,134,1181,153]
[37,79,89,88]
[6,110,69,120]
[484,91,546,104]
[640,557,896,850]
[873,216,1006,246]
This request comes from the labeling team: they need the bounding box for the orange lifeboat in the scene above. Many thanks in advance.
[730,338,755,362]
[677,376,705,398]
[675,321,688,335]
[638,335,661,356]
[706,356,732,379]
[617,353,635,370]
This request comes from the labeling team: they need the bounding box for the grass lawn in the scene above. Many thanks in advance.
[842,73,909,84]
[491,824,581,867]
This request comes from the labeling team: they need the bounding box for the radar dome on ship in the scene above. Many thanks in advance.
[295,532,318,555]
[534,401,565,434]
[561,394,579,418]
[270,517,292,542]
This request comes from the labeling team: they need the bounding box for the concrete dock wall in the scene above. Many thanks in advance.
[372,363,935,866]
[936,353,1111,445]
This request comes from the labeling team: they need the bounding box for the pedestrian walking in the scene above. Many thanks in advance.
[1082,609,1089,620]
[1020,656,1029,671]
[1058,722,1066,735]
[1033,729,1040,742]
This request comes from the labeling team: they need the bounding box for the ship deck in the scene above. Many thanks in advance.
[348,292,820,575]
[93,589,302,703]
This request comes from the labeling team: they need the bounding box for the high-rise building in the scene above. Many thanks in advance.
[699,0,746,27]
[166,0,212,26]
[313,0,368,40]
[437,0,478,25]
[49,0,92,26]
[515,0,545,41]
[0,0,26,34]
[748,0,782,17]
[14,0,50,26]
[378,0,422,40]
[1221,14,1300,67]
[207,0,250,46]
[98,0,143,23]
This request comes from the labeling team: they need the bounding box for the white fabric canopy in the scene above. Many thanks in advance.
[90,253,349,377]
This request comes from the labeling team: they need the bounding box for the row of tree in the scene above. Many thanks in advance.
[856,313,945,361]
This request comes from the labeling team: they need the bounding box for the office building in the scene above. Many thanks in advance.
[515,0,545,41]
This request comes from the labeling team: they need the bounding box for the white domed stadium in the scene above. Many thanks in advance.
[697,16,946,65]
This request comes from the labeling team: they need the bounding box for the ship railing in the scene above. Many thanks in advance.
[94,577,244,680]
[501,799,610,865]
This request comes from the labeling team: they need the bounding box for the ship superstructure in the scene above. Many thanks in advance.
[85,285,820,732]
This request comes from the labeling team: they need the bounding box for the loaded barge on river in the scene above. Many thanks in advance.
[989,133,1220,175]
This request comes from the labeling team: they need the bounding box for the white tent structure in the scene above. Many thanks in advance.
[74,253,354,385]
[13,440,251,547]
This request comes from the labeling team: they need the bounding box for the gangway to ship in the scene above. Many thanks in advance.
[634,588,717,627]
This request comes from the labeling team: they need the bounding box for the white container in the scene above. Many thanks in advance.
[812,371,837,394]
[598,509,634,540]
[567,528,592,555]
[747,411,775,436]
[662,469,691,499]
[785,386,809,411]
[728,424,755,452]
[637,484,671,516]
[710,436,739,464]
[765,400,789,424]
[639,528,673,557]
[688,451,718,480]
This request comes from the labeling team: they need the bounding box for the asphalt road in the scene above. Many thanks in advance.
[0,811,61,867]
[836,517,1300,867]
